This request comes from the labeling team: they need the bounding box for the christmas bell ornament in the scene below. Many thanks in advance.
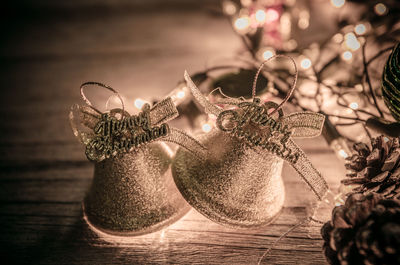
[173,129,285,227]
[84,141,188,236]
[173,55,329,228]
[382,43,400,121]
[70,82,206,236]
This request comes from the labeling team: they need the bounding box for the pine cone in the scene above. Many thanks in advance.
[342,136,400,199]
[321,193,400,265]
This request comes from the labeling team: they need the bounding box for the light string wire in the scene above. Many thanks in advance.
[185,39,396,143]
[257,217,312,265]
[257,208,329,265]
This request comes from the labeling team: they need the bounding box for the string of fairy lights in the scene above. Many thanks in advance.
[126,0,397,165]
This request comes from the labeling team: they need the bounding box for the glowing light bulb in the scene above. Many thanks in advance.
[331,0,345,8]
[332,33,343,43]
[134,98,145,109]
[342,51,353,61]
[345,108,353,114]
[300,58,312,69]
[345,32,356,39]
[298,10,310,30]
[354,23,367,35]
[344,32,360,51]
[222,0,237,16]
[355,84,363,92]
[240,0,252,7]
[208,113,217,120]
[285,39,297,50]
[177,91,185,99]
[298,18,309,29]
[349,102,358,110]
[202,123,212,133]
[374,3,387,16]
[338,149,349,159]
[234,16,250,31]
[285,0,296,6]
[255,9,266,24]
[265,9,279,23]
[262,48,275,60]
[280,12,292,40]
[331,138,351,161]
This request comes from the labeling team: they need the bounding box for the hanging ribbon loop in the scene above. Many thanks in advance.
[252,55,298,116]
[80,82,125,114]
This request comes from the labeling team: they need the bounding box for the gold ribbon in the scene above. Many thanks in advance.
[184,69,329,200]
[70,82,207,162]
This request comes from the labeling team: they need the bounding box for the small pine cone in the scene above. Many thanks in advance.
[342,136,400,199]
[321,193,400,265]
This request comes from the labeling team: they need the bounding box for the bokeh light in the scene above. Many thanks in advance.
[202,123,212,133]
[349,102,359,110]
[331,0,345,8]
[265,9,280,23]
[374,3,387,16]
[354,23,366,35]
[338,149,349,159]
[177,91,185,99]
[332,33,343,43]
[344,32,360,51]
[222,0,237,16]
[134,98,145,109]
[234,16,250,31]
[342,51,353,61]
[255,9,266,24]
[300,58,312,69]
[262,48,275,60]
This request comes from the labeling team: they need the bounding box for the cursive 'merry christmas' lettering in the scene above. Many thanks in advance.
[85,104,169,161]
[217,101,300,164]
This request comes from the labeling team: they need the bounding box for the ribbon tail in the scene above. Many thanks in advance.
[285,139,329,200]
[69,104,98,145]
[214,99,243,106]
[184,70,222,116]
[282,112,325,138]
[161,127,208,157]
[150,97,179,126]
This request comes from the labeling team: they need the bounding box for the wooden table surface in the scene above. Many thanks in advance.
[0,1,344,264]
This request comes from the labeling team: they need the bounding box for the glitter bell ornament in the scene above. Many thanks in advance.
[173,56,330,228]
[84,142,189,236]
[173,129,285,227]
[70,82,206,236]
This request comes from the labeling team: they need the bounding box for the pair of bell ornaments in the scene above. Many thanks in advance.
[70,56,328,236]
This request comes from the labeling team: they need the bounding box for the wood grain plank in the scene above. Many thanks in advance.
[0,208,326,264]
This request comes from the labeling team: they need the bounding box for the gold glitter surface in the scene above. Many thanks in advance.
[172,129,285,228]
[84,142,190,236]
